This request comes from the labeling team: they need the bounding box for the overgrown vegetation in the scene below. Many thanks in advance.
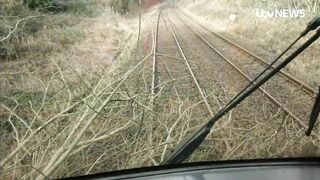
[0,0,144,179]
[110,0,140,14]
[23,0,53,9]
[0,0,110,61]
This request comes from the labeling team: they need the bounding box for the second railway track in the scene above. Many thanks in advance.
[169,10,318,136]
[178,10,316,96]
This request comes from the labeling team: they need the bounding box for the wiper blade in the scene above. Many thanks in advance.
[301,16,320,36]
[162,125,211,164]
[306,87,320,136]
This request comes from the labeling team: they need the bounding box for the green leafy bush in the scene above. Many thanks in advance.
[23,0,53,9]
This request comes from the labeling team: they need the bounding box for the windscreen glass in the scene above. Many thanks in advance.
[1,0,319,179]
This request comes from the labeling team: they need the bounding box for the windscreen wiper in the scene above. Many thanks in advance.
[306,87,320,136]
[161,16,320,165]
[301,16,320,36]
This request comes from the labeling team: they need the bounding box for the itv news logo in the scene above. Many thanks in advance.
[256,9,305,18]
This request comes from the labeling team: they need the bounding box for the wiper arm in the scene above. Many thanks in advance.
[161,17,320,165]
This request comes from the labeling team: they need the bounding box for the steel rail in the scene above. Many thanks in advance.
[179,10,316,96]
[151,10,162,98]
[167,14,214,117]
[173,13,316,135]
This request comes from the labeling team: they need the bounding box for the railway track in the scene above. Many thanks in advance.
[167,11,318,137]
[175,11,316,123]
[151,10,216,118]
[144,8,319,162]
[166,15,214,116]
[178,10,317,96]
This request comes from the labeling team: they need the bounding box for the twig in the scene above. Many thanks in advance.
[0,15,45,42]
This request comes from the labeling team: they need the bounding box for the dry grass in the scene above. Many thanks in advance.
[179,0,320,87]
[0,10,162,178]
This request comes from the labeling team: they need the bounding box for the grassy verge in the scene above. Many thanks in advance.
[0,0,110,61]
